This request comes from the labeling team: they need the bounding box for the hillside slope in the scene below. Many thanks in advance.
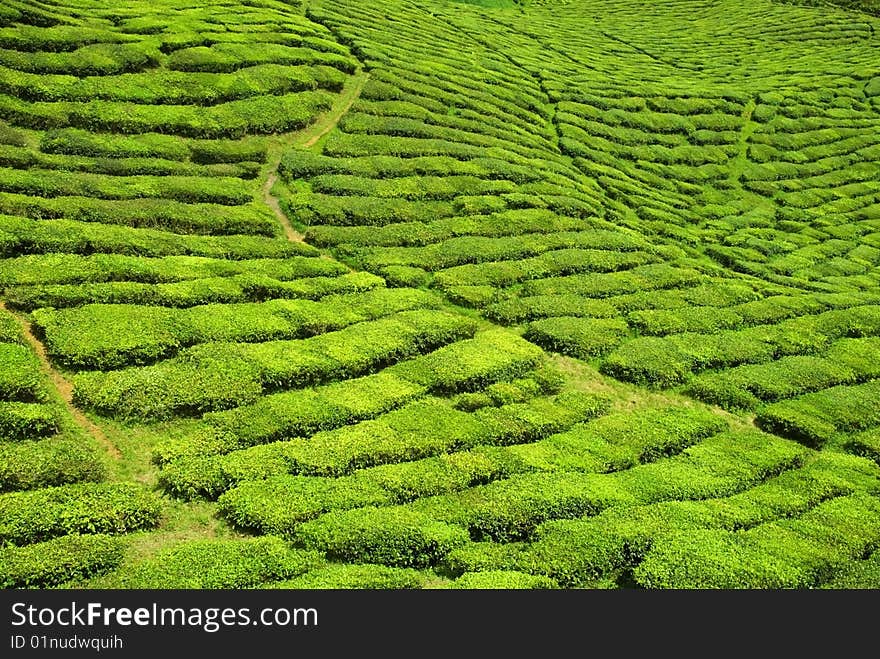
[0,0,878,589]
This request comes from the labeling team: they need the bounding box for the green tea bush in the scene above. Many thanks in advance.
[296,507,470,567]
[0,534,124,588]
[485,295,617,324]
[448,570,557,589]
[521,451,880,585]
[34,287,438,369]
[847,428,880,465]
[40,129,189,160]
[687,356,857,410]
[202,370,427,450]
[524,317,629,359]
[391,329,543,394]
[634,494,880,589]
[0,343,43,401]
[0,437,105,491]
[757,380,880,446]
[0,482,161,545]
[0,402,59,439]
[508,406,728,473]
[117,536,325,589]
[272,563,427,589]
[600,337,693,387]
[0,166,253,205]
[74,310,474,419]
[823,550,880,589]
[627,306,744,335]
[0,215,304,260]
[0,192,280,235]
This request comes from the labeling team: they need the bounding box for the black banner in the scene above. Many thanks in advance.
[0,589,872,654]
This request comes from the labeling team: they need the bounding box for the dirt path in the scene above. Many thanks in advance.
[261,171,304,242]
[1,302,121,460]
[261,71,370,244]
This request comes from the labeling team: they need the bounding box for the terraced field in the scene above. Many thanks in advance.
[1,0,879,589]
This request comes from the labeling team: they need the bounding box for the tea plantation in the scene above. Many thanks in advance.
[0,0,878,589]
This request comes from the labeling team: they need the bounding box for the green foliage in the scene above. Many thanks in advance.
[0,402,59,439]
[117,536,325,589]
[0,534,124,588]
[392,329,543,393]
[272,563,428,589]
[757,381,880,446]
[296,507,470,567]
[634,494,880,589]
[0,437,105,491]
[34,287,439,368]
[74,310,475,419]
[0,482,161,545]
[448,570,558,589]
[525,317,629,359]
[0,343,44,401]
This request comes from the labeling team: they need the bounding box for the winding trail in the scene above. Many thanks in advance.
[262,70,370,244]
[1,302,121,460]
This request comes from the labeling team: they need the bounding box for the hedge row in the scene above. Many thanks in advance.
[0,402,59,439]
[164,390,607,499]
[114,536,325,589]
[1,63,344,105]
[280,151,542,185]
[519,451,880,585]
[0,145,260,179]
[634,494,880,588]
[823,549,880,589]
[0,166,253,205]
[271,563,428,589]
[4,91,334,139]
[0,215,306,260]
[195,370,429,457]
[0,482,161,546]
[756,380,880,447]
[506,406,728,474]
[296,507,469,568]
[296,433,805,565]
[847,428,880,465]
[0,342,44,401]
[687,337,880,410]
[285,430,802,567]
[447,570,558,589]
[485,295,618,325]
[0,253,331,288]
[0,533,124,588]
[430,249,655,290]
[5,271,384,311]
[0,42,160,76]
[0,436,105,491]
[520,264,703,299]
[601,305,880,387]
[389,329,543,394]
[524,317,630,359]
[310,173,517,201]
[0,310,21,343]
[0,146,261,179]
[353,230,650,273]
[408,430,806,544]
[214,403,713,532]
[304,209,590,249]
[289,192,456,228]
[40,129,268,164]
[34,287,439,368]
[0,192,280,236]
[166,43,357,74]
[73,310,477,419]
